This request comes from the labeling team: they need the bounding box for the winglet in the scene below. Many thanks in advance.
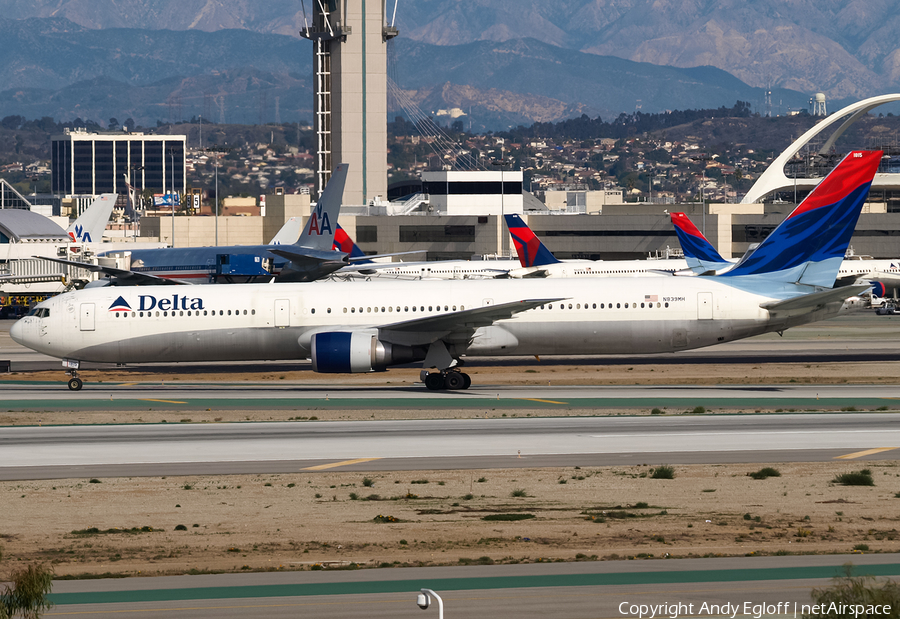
[504,214,560,267]
[297,163,348,251]
[720,150,882,287]
[670,212,730,272]
[333,224,372,263]
[67,193,117,243]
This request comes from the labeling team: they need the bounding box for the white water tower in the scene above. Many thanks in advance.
[812,93,827,117]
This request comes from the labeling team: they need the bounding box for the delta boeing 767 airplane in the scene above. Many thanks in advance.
[11,151,881,391]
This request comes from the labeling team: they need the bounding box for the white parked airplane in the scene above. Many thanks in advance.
[11,151,881,391]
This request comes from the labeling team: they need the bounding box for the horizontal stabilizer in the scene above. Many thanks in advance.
[35,256,181,286]
[760,284,871,318]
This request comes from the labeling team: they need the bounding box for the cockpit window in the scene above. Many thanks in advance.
[27,307,50,318]
[26,308,39,317]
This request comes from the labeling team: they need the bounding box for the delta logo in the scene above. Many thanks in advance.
[109,296,132,312]
[108,295,205,312]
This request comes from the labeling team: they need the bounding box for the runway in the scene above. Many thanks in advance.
[45,554,900,619]
[1,381,899,412]
[3,413,900,480]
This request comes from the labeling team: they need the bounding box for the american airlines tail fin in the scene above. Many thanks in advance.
[67,193,117,243]
[504,214,560,267]
[720,150,882,287]
[333,224,372,263]
[670,212,731,272]
[296,163,348,251]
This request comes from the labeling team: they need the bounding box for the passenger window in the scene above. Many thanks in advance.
[616,303,620,309]
[665,302,669,308]
[163,311,167,317]
[343,308,348,313]
[311,308,316,314]
[641,303,645,308]
[327,308,331,313]
[351,307,356,313]
[252,309,256,315]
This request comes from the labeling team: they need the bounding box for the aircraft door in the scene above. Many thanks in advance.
[80,303,95,331]
[697,292,713,320]
[274,299,290,327]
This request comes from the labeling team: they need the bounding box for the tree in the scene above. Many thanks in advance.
[0,563,54,619]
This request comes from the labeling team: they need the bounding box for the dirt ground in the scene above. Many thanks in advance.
[3,461,899,578]
[3,313,900,577]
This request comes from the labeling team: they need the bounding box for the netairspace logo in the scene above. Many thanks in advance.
[617,601,891,619]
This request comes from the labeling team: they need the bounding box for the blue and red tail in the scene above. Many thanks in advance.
[720,150,882,287]
[332,224,372,263]
[504,214,560,267]
[670,212,730,272]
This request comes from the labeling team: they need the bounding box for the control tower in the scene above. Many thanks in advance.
[300,1,398,205]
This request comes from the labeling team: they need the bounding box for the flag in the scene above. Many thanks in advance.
[645,294,658,302]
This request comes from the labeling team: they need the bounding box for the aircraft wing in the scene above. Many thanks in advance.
[377,298,562,346]
[35,256,181,286]
[760,284,871,318]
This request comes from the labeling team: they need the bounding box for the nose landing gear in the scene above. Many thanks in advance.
[66,371,83,391]
[423,369,471,391]
[63,359,83,390]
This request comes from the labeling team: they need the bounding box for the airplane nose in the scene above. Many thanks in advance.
[9,318,25,345]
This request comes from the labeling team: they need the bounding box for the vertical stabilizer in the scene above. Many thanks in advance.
[66,193,118,243]
[721,150,881,286]
[268,217,304,245]
[296,163,348,250]
[670,212,730,272]
[333,224,372,263]
[504,214,560,267]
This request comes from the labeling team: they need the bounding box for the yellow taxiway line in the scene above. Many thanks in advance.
[834,447,898,460]
[303,457,382,471]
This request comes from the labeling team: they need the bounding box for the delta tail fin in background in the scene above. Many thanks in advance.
[719,150,882,287]
[505,214,560,268]
[670,212,732,273]
[333,224,372,263]
[66,193,117,243]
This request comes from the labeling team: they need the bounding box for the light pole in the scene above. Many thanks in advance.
[206,146,231,245]
[167,148,177,248]
[491,156,510,256]
[691,154,710,235]
[416,588,444,618]
[130,165,144,239]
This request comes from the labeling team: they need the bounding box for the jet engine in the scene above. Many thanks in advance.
[310,331,422,373]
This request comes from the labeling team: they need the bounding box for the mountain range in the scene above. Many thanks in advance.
[2,1,899,129]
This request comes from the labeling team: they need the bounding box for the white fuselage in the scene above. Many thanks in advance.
[11,276,848,369]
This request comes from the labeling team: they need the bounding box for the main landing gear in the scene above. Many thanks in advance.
[423,369,472,391]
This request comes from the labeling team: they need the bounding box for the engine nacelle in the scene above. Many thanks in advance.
[310,331,421,373]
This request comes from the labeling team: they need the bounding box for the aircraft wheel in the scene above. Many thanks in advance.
[444,372,465,390]
[67,377,83,391]
[460,373,472,390]
[424,373,445,391]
